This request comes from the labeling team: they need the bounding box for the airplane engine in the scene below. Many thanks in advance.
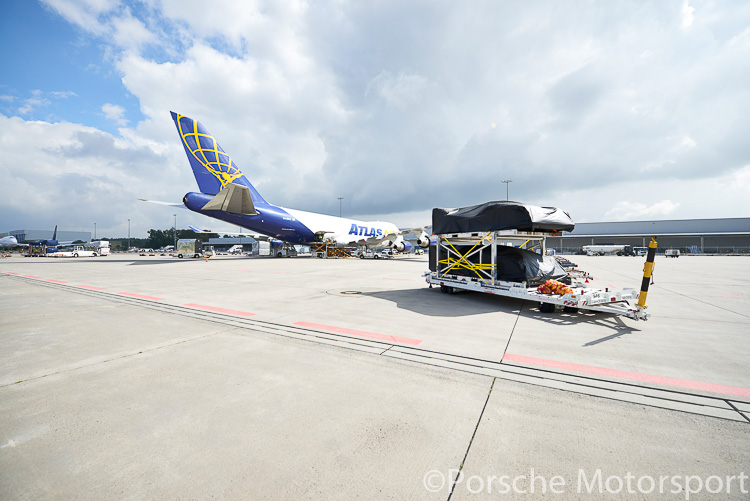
[394,240,413,253]
[417,233,431,248]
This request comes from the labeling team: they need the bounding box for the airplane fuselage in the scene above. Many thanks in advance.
[0,236,19,248]
[183,192,399,246]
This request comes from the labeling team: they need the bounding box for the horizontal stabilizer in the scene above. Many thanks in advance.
[201,183,258,215]
[138,198,186,208]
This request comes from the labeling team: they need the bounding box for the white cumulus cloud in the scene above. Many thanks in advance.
[101,103,128,126]
[604,200,681,222]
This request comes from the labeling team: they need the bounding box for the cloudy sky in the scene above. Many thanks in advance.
[1,0,749,238]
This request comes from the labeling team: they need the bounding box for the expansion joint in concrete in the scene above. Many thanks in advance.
[447,377,496,501]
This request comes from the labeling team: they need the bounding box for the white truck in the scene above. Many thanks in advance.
[259,240,297,257]
[51,245,98,258]
[176,239,207,258]
[85,240,110,256]
[582,244,636,256]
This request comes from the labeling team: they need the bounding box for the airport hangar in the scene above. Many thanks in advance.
[4,229,91,242]
[549,217,750,255]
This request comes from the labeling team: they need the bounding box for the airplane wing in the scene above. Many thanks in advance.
[138,198,186,208]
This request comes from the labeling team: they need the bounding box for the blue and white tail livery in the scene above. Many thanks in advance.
[171,112,426,251]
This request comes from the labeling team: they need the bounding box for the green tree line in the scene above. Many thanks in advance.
[97,228,220,251]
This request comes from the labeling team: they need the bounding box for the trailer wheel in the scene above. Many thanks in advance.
[359,254,365,259]
[178,254,183,258]
[563,306,579,313]
[539,302,555,313]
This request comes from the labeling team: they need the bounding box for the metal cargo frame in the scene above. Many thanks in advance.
[426,230,650,321]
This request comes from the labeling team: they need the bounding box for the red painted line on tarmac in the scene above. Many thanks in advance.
[75,285,106,290]
[116,292,164,301]
[23,275,41,279]
[502,353,750,398]
[183,303,256,317]
[46,279,67,284]
[319,274,344,277]
[5,272,19,275]
[293,321,423,346]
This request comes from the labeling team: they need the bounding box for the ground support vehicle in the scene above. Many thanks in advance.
[582,244,637,256]
[554,256,592,282]
[52,246,98,258]
[176,239,206,258]
[85,241,111,256]
[357,249,391,259]
[424,230,651,321]
[311,243,353,258]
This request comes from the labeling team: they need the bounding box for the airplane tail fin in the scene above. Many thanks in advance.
[170,112,268,206]
[52,225,57,240]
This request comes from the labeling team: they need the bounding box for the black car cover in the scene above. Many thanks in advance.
[432,201,575,234]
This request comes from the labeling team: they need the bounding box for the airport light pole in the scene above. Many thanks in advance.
[337,197,343,217]
[501,179,512,201]
[173,214,177,249]
[127,219,130,250]
[94,222,96,240]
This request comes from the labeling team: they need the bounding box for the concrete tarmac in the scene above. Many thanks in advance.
[0,253,748,499]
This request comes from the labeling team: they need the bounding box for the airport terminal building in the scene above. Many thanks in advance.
[553,217,750,255]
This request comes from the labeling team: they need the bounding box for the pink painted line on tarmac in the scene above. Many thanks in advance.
[116,292,164,301]
[183,303,256,317]
[75,285,106,290]
[46,279,67,284]
[23,275,41,279]
[502,353,750,398]
[5,272,19,275]
[293,321,423,346]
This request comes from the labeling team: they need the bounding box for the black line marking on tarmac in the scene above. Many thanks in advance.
[603,268,750,320]
[447,378,496,501]
[501,301,524,360]
[726,400,750,424]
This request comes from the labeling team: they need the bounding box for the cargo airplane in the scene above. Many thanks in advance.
[152,112,429,252]
[0,235,20,248]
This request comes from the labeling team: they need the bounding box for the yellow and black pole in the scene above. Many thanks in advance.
[636,237,658,308]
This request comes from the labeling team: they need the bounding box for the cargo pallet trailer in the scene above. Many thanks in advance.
[424,231,655,321]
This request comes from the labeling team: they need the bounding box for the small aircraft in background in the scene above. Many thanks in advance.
[146,112,430,253]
